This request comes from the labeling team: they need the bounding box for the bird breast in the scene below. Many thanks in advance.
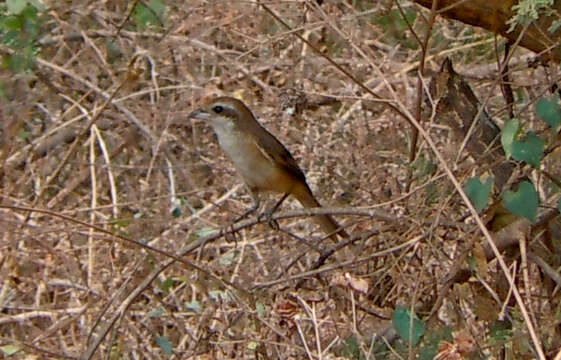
[210,119,284,191]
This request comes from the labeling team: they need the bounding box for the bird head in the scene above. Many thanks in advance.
[188,97,254,131]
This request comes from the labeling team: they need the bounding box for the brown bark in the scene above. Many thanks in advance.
[413,0,561,63]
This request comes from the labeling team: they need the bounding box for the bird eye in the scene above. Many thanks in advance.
[212,105,223,113]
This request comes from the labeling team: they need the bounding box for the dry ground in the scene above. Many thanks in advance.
[1,1,561,359]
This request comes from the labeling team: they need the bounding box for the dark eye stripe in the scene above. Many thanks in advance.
[211,104,238,119]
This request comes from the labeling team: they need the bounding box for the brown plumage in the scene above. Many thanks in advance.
[188,96,348,241]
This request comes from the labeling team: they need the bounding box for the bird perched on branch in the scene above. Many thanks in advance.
[188,96,348,241]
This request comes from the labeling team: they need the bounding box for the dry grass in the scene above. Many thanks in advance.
[1,1,560,359]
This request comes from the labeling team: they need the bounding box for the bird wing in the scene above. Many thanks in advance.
[250,123,308,184]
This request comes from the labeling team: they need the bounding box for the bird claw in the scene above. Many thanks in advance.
[268,219,280,230]
[221,223,240,244]
[258,210,279,230]
[221,201,259,244]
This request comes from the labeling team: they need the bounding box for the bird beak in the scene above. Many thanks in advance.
[188,109,211,121]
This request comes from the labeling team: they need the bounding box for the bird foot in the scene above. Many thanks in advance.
[257,209,280,230]
[220,223,240,244]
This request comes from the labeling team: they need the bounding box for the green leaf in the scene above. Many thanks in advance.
[247,341,258,350]
[160,277,174,293]
[27,0,46,11]
[105,39,122,63]
[2,16,22,31]
[502,181,539,222]
[511,131,544,166]
[6,0,28,15]
[17,127,30,140]
[147,306,165,318]
[185,300,201,313]
[149,0,166,17]
[501,118,519,159]
[21,5,39,36]
[489,319,512,341]
[535,96,561,130]
[255,302,266,317]
[170,206,181,217]
[155,335,173,355]
[132,0,166,30]
[170,197,182,217]
[1,30,19,48]
[418,327,453,360]
[2,53,31,72]
[219,251,237,266]
[195,226,218,238]
[411,154,436,179]
[464,177,493,213]
[0,344,21,355]
[549,19,561,33]
[208,289,232,302]
[392,306,425,346]
[109,216,131,229]
[340,336,360,358]
[558,198,561,213]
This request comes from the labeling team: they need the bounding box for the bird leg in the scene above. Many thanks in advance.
[258,192,290,230]
[232,195,260,223]
[231,190,289,231]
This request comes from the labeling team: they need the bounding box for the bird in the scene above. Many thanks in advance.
[188,96,348,241]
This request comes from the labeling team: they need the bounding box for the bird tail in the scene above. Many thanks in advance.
[293,183,349,241]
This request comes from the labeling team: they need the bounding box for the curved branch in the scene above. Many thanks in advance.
[414,0,561,63]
